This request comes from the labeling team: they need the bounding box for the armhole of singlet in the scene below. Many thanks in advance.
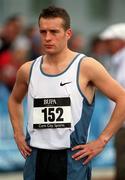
[76,56,95,106]
[27,59,37,85]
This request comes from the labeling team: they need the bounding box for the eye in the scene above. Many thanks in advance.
[50,30,59,34]
[40,30,46,34]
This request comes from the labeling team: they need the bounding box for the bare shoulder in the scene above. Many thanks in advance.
[81,56,105,70]
[19,60,34,71]
[80,56,108,80]
[17,60,34,84]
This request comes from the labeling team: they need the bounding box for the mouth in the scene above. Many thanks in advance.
[44,45,54,50]
[45,44,54,47]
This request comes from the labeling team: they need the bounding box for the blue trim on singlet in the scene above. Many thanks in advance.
[23,148,37,180]
[40,53,80,77]
[67,97,95,180]
[26,60,37,146]
[76,56,95,106]
[70,97,95,147]
[28,59,37,84]
[77,57,87,99]
[25,129,31,145]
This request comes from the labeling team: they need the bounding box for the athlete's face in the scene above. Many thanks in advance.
[39,17,72,55]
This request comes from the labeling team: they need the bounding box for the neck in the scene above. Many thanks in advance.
[45,49,76,65]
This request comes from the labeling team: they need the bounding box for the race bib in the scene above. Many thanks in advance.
[33,97,72,129]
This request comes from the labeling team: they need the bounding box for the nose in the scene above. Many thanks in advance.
[45,31,51,41]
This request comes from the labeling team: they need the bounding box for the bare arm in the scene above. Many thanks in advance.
[8,62,32,158]
[86,58,125,139]
[72,57,125,164]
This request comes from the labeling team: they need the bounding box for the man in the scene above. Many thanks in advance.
[0,15,23,90]
[100,23,125,180]
[8,7,125,180]
[0,15,23,53]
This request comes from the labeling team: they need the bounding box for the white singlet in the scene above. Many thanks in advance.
[27,53,95,150]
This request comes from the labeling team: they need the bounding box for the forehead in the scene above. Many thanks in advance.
[39,17,64,29]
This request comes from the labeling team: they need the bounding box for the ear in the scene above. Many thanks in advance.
[66,28,73,40]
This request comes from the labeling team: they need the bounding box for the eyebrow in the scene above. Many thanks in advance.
[40,29,60,32]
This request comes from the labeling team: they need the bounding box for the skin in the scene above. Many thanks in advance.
[8,17,125,164]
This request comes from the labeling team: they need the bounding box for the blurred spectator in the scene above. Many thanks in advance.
[100,23,125,180]
[0,14,23,53]
[25,25,42,59]
[0,36,30,91]
[68,31,85,53]
[89,36,110,70]
[0,15,25,91]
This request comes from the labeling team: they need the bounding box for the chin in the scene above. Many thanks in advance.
[45,51,55,55]
[44,50,58,55]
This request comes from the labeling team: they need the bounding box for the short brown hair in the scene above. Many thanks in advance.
[38,6,71,30]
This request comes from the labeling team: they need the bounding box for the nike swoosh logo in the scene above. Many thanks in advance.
[60,81,72,86]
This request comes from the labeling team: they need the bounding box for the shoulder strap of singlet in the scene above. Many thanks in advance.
[28,56,42,84]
